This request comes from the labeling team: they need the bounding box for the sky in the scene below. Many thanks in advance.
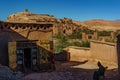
[0,0,120,21]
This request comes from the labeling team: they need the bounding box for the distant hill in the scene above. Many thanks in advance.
[115,20,120,22]
[73,19,120,31]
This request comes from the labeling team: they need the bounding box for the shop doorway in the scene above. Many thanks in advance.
[24,48,31,69]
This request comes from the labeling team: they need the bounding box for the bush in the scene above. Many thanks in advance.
[81,40,90,47]
[69,40,90,48]
[54,34,70,53]
[54,34,90,53]
[105,39,116,43]
[70,41,82,47]
[98,31,111,36]
[68,32,82,39]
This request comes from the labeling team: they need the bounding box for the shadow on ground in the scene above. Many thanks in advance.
[22,60,119,80]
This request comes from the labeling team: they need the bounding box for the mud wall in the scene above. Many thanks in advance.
[90,40,117,64]
[11,25,53,40]
[66,46,91,62]
[65,41,117,64]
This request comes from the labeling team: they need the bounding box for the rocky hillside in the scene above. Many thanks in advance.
[6,9,58,23]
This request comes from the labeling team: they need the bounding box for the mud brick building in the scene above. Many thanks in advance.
[0,20,54,71]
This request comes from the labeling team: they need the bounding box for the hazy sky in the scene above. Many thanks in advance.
[0,0,120,21]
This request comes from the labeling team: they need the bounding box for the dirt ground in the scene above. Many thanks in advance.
[20,60,119,80]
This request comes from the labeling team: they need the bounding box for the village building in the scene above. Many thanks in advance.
[0,10,120,78]
[0,10,54,71]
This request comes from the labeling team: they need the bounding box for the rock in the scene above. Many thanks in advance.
[0,66,24,80]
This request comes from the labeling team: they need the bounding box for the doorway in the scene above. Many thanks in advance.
[24,48,31,69]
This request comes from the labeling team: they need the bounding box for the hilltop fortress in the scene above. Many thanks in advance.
[5,9,120,42]
[6,9,81,36]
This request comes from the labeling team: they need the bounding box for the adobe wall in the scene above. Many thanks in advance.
[65,46,91,62]
[90,40,117,64]
[11,24,53,40]
[65,41,117,65]
[81,31,115,41]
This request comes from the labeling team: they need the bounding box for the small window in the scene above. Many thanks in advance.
[88,36,92,39]
[63,30,66,34]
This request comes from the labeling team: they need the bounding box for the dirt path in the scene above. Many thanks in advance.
[20,61,119,80]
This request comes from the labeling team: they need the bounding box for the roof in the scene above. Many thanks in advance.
[0,29,28,41]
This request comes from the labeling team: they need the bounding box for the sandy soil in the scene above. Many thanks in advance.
[20,60,119,80]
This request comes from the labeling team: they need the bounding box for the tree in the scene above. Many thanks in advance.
[54,34,70,53]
